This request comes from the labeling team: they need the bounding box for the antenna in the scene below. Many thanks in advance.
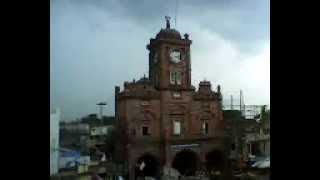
[240,90,245,117]
[240,90,242,115]
[242,90,245,116]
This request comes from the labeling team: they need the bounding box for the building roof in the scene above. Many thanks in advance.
[81,115,115,126]
[89,116,115,127]
[136,76,151,84]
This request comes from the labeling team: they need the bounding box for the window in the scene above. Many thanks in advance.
[142,126,150,136]
[170,71,175,84]
[202,121,209,135]
[173,121,181,135]
[247,144,251,154]
[176,72,182,85]
[103,127,108,134]
[155,74,159,86]
[170,71,182,85]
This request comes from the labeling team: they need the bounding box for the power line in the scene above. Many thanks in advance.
[175,0,179,28]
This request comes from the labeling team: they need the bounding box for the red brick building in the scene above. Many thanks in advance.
[115,17,229,180]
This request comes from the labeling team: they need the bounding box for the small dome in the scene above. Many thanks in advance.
[137,77,149,83]
[137,75,150,84]
[156,28,181,40]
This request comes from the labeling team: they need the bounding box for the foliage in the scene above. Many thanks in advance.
[104,127,117,159]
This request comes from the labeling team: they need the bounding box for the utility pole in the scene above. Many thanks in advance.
[231,95,233,110]
[96,102,107,121]
[239,90,242,114]
[240,90,245,117]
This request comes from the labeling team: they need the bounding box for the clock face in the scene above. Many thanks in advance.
[153,52,158,63]
[170,50,181,63]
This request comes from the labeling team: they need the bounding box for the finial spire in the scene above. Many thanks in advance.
[165,16,171,29]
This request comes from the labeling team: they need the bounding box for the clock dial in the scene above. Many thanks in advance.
[170,50,181,63]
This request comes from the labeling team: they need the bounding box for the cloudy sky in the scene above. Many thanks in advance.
[50,0,270,121]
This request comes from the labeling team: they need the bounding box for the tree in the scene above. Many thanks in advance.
[259,106,270,134]
[103,127,117,160]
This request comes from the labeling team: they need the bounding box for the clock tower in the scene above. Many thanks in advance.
[115,16,227,180]
[147,16,192,91]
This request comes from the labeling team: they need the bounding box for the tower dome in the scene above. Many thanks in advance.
[156,28,181,40]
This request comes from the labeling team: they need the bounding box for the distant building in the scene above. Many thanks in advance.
[79,114,115,162]
[244,107,270,157]
[224,106,270,158]
[60,121,90,133]
[59,148,90,170]
[60,121,90,155]
[50,108,61,175]
[224,110,260,159]
[89,117,114,137]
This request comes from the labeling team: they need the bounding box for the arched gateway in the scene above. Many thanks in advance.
[172,149,200,176]
[205,149,228,172]
[135,154,160,180]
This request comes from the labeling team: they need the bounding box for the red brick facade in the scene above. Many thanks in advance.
[115,19,228,179]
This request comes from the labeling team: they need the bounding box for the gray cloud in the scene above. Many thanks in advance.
[67,0,269,51]
[50,0,269,121]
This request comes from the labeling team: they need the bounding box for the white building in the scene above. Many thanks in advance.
[245,132,270,156]
[61,122,90,133]
[90,125,113,136]
[50,108,60,175]
[58,148,90,170]
[244,108,270,157]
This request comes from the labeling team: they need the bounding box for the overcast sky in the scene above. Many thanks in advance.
[50,0,270,121]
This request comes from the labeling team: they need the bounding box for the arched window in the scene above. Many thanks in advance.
[170,71,182,85]
[202,121,209,135]
[173,120,181,135]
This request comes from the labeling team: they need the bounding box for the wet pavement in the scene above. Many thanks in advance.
[233,171,269,180]
[255,174,269,180]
